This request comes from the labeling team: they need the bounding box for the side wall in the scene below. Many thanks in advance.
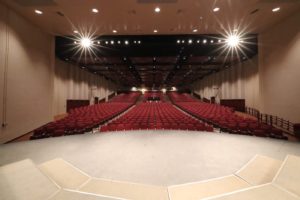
[0,4,54,143]
[192,56,259,109]
[192,11,300,123]
[0,3,116,143]
[259,11,300,123]
[53,58,116,115]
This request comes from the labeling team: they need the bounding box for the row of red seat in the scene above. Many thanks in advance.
[100,102,213,132]
[169,93,287,140]
[168,92,198,102]
[143,91,165,102]
[31,92,141,140]
[109,92,141,102]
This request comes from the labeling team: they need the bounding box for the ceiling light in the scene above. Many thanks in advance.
[203,39,207,44]
[210,40,214,43]
[213,7,220,12]
[218,39,222,43]
[97,41,100,44]
[153,29,158,33]
[35,9,43,15]
[193,29,198,33]
[125,40,129,45]
[226,34,240,47]
[73,30,79,34]
[188,39,193,44]
[272,7,280,12]
[197,40,200,43]
[105,41,108,44]
[138,40,141,44]
[182,40,185,43]
[154,7,161,13]
[177,40,180,44]
[74,41,77,44]
[92,8,99,13]
[112,30,117,33]
[118,41,121,44]
[80,37,92,48]
[110,40,114,44]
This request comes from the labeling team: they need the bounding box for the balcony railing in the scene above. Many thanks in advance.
[245,107,294,134]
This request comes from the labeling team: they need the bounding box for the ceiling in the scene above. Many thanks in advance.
[56,34,258,88]
[2,0,300,35]
[2,0,299,88]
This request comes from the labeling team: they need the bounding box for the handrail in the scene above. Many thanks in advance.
[245,107,294,134]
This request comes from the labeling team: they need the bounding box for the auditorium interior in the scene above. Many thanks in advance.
[0,0,300,200]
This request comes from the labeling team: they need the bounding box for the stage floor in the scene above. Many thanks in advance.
[1,131,300,186]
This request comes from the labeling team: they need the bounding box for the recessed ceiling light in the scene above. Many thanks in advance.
[35,9,43,15]
[203,39,207,44]
[182,40,185,43]
[153,29,158,33]
[197,40,200,43]
[154,7,161,13]
[177,40,180,44]
[73,30,79,34]
[272,7,280,12]
[138,41,141,44]
[92,8,99,13]
[188,39,193,44]
[193,29,198,33]
[226,34,241,47]
[110,40,114,44]
[118,41,121,44]
[213,7,220,12]
[112,30,117,33]
[210,40,214,43]
[80,37,92,48]
[97,41,100,44]
[125,40,129,45]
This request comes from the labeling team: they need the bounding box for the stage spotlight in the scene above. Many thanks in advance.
[80,37,92,48]
[226,34,240,47]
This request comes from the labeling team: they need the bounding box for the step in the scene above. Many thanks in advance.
[79,178,169,200]
[203,184,300,200]
[39,158,169,200]
[39,158,90,190]
[0,159,59,200]
[168,155,282,200]
[168,175,250,200]
[235,155,282,185]
[202,154,300,200]
[273,155,300,197]
[49,189,126,200]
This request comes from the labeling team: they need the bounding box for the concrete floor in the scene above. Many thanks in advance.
[0,131,300,186]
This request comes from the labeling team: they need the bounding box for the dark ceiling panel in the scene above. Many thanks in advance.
[56,34,258,88]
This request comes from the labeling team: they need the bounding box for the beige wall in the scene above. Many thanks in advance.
[192,11,300,123]
[259,11,300,123]
[53,58,116,115]
[192,56,259,109]
[0,3,54,143]
[0,3,116,143]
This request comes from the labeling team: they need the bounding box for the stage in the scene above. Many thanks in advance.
[1,131,300,186]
